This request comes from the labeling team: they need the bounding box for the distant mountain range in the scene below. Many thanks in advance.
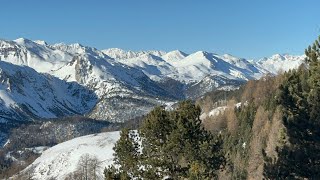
[0,38,306,126]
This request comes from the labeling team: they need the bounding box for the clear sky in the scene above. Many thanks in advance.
[1,0,319,59]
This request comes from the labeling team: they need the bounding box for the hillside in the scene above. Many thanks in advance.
[16,131,120,180]
[195,36,320,179]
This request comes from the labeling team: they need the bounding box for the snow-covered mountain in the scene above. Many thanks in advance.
[104,49,266,83]
[0,38,174,124]
[102,48,166,60]
[0,61,97,124]
[18,131,120,180]
[0,38,306,125]
[0,38,71,73]
[255,54,306,74]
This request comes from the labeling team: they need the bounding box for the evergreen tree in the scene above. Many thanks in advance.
[264,36,320,179]
[105,100,224,179]
[306,36,320,123]
[104,128,140,179]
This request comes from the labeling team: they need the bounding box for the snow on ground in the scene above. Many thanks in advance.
[164,101,177,111]
[200,102,243,120]
[208,106,228,117]
[200,106,227,120]
[25,146,49,154]
[20,131,120,180]
[0,89,15,108]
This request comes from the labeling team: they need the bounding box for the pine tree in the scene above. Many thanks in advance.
[306,37,320,123]
[104,128,140,179]
[105,100,225,179]
[264,36,320,179]
[139,106,173,179]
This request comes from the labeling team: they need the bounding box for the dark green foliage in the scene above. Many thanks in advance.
[221,103,257,179]
[104,165,130,180]
[104,128,139,180]
[113,128,140,177]
[264,36,320,179]
[105,100,224,179]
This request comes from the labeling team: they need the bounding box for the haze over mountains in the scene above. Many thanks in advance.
[0,38,305,127]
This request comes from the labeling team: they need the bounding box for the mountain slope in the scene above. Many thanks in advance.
[19,131,120,180]
[0,61,97,124]
[0,39,175,122]
[50,48,175,121]
[0,38,71,73]
[102,48,166,60]
[255,54,306,74]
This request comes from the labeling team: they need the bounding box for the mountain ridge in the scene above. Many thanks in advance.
[0,37,306,124]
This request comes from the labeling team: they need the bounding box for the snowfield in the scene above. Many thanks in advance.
[20,131,120,180]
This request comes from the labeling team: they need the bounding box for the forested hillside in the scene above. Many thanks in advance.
[200,36,320,179]
[108,36,320,179]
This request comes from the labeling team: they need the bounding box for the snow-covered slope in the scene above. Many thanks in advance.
[0,39,174,122]
[0,61,97,124]
[50,48,174,121]
[20,131,120,180]
[106,49,276,84]
[0,38,72,73]
[117,53,177,81]
[162,50,188,62]
[102,48,166,60]
[255,54,306,74]
[168,51,263,82]
[109,50,270,98]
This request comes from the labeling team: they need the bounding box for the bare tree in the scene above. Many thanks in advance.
[75,154,103,180]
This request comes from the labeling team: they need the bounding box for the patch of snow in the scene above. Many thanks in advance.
[25,146,49,154]
[0,90,15,107]
[200,112,208,120]
[208,106,227,117]
[242,142,246,149]
[164,101,176,111]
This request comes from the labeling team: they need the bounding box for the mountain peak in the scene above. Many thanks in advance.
[14,37,33,45]
[33,40,48,46]
[13,38,47,50]
[190,51,210,58]
[102,48,166,60]
[167,50,187,56]
[69,43,84,48]
[162,50,187,62]
[270,53,285,60]
[14,37,28,42]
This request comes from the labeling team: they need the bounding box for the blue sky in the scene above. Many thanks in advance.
[1,0,319,59]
